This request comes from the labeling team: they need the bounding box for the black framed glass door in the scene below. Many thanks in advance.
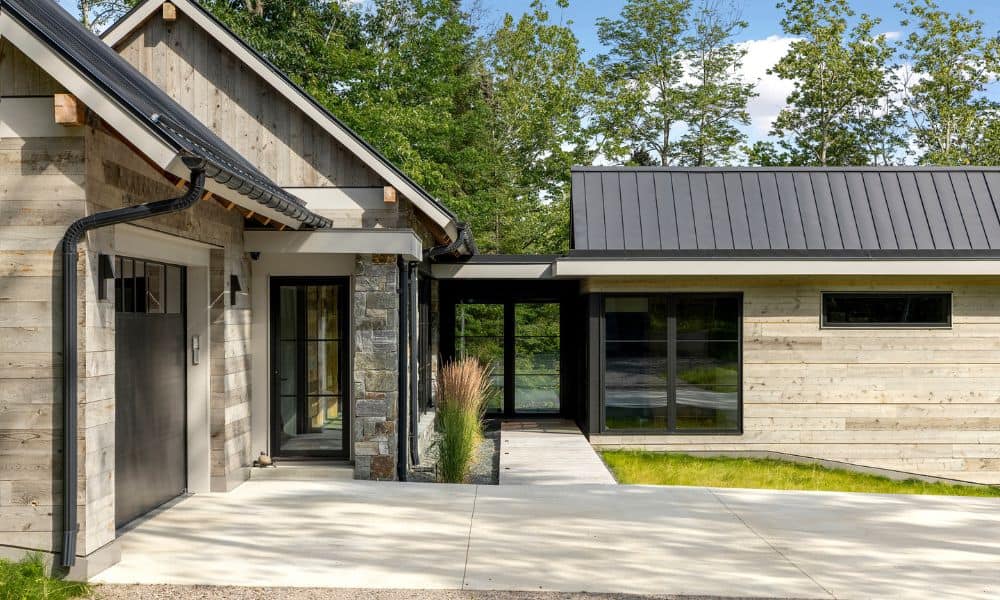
[270,277,349,458]
[455,301,561,417]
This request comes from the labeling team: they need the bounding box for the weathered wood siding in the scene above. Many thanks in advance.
[1,42,253,560]
[0,44,84,559]
[586,276,1000,485]
[85,128,254,498]
[113,11,384,189]
[0,40,65,96]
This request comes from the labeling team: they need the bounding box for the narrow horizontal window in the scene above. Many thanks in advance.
[822,292,951,328]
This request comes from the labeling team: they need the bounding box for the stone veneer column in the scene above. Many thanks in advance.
[353,254,399,480]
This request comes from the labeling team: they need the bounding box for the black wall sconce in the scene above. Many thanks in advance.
[230,274,243,305]
[98,254,116,300]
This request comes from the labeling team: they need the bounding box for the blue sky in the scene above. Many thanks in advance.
[473,0,1000,57]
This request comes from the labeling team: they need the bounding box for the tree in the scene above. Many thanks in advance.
[78,0,139,32]
[764,0,902,166]
[477,0,593,252]
[590,0,691,165]
[676,1,756,166]
[589,0,755,166]
[898,0,1000,165]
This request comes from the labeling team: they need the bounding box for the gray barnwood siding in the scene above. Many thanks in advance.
[113,12,384,189]
[587,276,1000,485]
[1,40,253,559]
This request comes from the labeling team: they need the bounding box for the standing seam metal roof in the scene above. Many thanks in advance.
[571,167,1000,255]
[4,0,331,229]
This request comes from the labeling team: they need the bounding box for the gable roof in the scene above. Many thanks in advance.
[103,0,466,245]
[571,167,1000,256]
[1,0,330,229]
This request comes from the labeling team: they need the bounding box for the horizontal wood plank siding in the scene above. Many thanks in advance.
[586,276,1000,485]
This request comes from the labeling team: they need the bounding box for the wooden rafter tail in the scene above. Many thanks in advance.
[173,177,188,189]
[200,191,214,202]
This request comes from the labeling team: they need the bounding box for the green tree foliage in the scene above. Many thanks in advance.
[179,0,585,253]
[677,2,756,166]
[590,0,753,166]
[756,0,902,166]
[78,0,140,32]
[477,0,593,252]
[898,0,1000,165]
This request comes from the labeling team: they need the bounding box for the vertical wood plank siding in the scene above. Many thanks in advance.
[114,13,384,188]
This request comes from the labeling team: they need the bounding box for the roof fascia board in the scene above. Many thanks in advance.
[104,0,460,241]
[432,261,554,279]
[1,12,177,169]
[552,258,1000,277]
[243,229,423,261]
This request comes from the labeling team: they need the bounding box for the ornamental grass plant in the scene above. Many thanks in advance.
[435,358,493,483]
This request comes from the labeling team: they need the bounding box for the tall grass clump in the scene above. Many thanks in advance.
[0,553,91,599]
[436,358,493,483]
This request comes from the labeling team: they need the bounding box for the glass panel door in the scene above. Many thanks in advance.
[455,303,505,413]
[271,279,348,457]
[514,303,560,413]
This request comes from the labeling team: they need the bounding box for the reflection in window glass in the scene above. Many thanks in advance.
[823,293,950,327]
[603,295,740,433]
[456,303,504,412]
[604,296,670,430]
[145,262,164,314]
[122,259,134,313]
[514,303,559,413]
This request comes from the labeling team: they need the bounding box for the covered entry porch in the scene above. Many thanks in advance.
[434,259,586,424]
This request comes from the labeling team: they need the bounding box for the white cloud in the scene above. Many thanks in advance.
[735,35,799,140]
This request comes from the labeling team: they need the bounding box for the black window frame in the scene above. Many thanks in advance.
[598,292,743,436]
[821,292,952,329]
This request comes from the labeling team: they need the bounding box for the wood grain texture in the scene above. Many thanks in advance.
[114,12,384,188]
[586,276,1000,485]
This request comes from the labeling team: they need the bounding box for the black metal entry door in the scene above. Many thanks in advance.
[114,257,187,528]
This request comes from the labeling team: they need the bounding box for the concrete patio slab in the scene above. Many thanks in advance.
[463,484,827,598]
[94,480,477,589]
[499,421,616,485]
[93,479,1000,599]
[711,488,1000,599]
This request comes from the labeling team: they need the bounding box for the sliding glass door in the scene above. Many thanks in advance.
[271,278,349,458]
[603,294,741,433]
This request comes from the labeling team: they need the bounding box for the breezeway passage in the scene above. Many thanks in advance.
[498,420,616,485]
[93,479,999,598]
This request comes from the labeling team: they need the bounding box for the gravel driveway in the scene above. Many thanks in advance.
[95,585,761,600]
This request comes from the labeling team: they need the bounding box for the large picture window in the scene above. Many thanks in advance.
[822,292,951,328]
[603,294,741,433]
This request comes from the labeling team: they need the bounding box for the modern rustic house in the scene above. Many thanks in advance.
[2,0,999,579]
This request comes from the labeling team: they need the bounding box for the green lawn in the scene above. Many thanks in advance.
[602,451,1000,497]
[0,553,90,600]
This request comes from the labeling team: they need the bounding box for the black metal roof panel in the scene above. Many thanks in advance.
[571,167,1000,255]
[4,0,331,228]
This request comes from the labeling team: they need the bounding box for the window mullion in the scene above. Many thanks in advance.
[666,294,677,433]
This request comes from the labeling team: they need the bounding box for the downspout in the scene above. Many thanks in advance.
[60,160,206,569]
[409,262,419,464]
[396,256,409,481]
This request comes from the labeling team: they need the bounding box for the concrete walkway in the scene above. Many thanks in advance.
[93,479,1000,599]
[499,420,616,485]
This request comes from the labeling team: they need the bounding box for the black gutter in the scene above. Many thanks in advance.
[60,159,206,569]
[426,223,477,260]
[396,256,410,481]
